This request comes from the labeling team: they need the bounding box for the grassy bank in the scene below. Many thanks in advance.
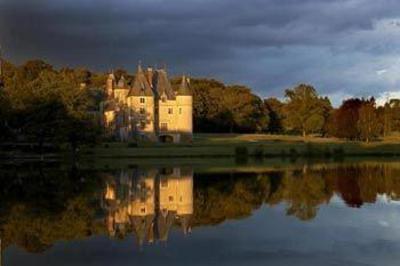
[82,134,400,159]
[2,134,400,160]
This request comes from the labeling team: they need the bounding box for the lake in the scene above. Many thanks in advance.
[1,159,400,266]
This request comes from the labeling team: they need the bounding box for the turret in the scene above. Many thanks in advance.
[118,75,125,87]
[176,76,193,141]
[114,75,129,103]
[176,168,193,216]
[127,64,156,137]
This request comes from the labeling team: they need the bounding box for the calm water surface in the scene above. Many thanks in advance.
[2,160,400,266]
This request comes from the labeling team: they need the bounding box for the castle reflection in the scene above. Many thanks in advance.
[101,167,193,245]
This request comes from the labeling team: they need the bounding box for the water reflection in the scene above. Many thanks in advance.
[101,167,193,245]
[1,161,400,264]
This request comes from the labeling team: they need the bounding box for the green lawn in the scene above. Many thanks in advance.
[83,133,400,159]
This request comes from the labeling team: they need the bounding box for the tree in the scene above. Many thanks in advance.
[171,78,267,133]
[331,98,364,140]
[283,84,331,137]
[357,100,380,143]
[0,89,11,140]
[264,97,285,134]
[222,85,268,133]
[389,99,400,133]
[1,60,102,155]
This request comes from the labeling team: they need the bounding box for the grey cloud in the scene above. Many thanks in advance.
[1,0,400,100]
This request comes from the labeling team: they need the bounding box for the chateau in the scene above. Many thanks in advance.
[101,64,193,143]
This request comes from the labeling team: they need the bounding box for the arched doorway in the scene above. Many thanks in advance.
[159,135,174,143]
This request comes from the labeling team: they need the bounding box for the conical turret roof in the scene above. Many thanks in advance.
[177,76,192,96]
[117,75,128,89]
[179,214,192,235]
[157,211,175,242]
[131,215,155,246]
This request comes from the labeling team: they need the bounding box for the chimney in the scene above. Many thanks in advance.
[147,66,153,87]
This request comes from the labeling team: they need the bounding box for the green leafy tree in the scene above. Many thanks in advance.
[357,100,380,143]
[264,97,285,134]
[283,84,331,137]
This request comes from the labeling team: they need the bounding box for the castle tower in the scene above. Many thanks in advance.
[130,169,157,246]
[176,76,193,142]
[127,64,156,140]
[176,167,194,216]
[114,75,129,104]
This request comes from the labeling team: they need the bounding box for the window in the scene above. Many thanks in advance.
[141,208,146,214]
[161,177,168,188]
[168,108,173,115]
[169,196,174,202]
[161,123,168,131]
[140,121,146,130]
[179,108,182,115]
[140,107,145,114]
[140,97,145,104]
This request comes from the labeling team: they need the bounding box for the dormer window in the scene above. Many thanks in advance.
[161,92,167,102]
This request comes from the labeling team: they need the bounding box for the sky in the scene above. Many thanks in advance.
[2,0,400,105]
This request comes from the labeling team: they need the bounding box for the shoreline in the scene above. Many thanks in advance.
[2,134,400,160]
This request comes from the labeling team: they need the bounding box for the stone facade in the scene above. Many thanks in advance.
[101,65,193,143]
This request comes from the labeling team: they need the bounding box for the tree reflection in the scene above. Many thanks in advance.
[2,162,400,254]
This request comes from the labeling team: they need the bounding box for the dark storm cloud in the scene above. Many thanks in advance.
[1,0,400,101]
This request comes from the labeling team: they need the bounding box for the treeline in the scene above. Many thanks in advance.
[176,79,397,142]
[0,60,103,152]
[1,59,398,147]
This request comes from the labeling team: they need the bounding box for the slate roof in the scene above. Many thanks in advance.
[117,75,128,89]
[157,211,175,242]
[131,215,155,246]
[177,76,192,96]
[153,69,175,100]
[128,65,154,97]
